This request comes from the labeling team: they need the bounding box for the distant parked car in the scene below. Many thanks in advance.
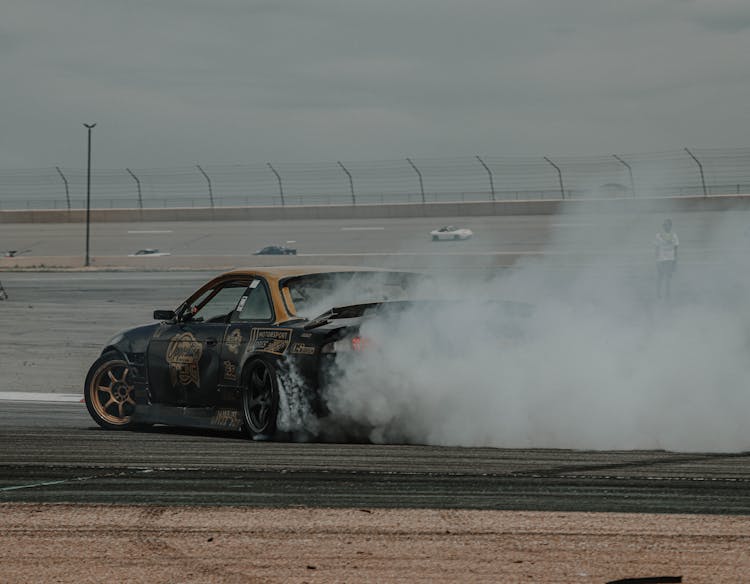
[128,249,171,257]
[2,249,30,258]
[430,226,473,241]
[254,245,297,256]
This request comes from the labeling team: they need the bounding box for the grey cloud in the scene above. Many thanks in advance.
[693,15,750,33]
[2,0,750,168]
[686,0,750,33]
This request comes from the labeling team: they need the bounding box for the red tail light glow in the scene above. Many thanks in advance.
[322,335,374,354]
[351,336,370,351]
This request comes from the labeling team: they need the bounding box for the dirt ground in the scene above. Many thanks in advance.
[1,504,748,583]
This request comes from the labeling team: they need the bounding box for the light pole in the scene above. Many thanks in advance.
[83,123,96,266]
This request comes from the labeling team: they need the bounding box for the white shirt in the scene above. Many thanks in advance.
[655,231,679,261]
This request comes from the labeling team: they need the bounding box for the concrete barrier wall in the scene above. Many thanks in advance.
[2,195,750,224]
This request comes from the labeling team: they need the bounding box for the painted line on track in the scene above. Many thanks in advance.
[340,226,386,231]
[549,222,593,227]
[0,469,153,492]
[1,477,94,492]
[0,392,82,403]
[127,230,174,234]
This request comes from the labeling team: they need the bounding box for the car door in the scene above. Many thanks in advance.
[146,279,251,406]
[218,278,277,391]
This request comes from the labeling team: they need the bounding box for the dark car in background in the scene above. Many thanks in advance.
[254,245,297,255]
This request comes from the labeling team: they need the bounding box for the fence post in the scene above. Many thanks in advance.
[267,163,285,207]
[475,155,496,202]
[684,147,708,197]
[337,161,356,205]
[195,164,214,208]
[544,156,565,199]
[406,157,425,203]
[126,168,143,209]
[55,166,71,210]
[612,154,636,198]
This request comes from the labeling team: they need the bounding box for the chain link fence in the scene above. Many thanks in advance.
[1,147,749,210]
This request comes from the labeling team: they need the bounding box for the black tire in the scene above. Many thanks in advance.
[242,358,280,440]
[84,352,137,430]
[432,235,438,241]
[454,234,460,240]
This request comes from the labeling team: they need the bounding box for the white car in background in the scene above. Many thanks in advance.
[430,225,473,241]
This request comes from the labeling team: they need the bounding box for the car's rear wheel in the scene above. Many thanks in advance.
[432,235,438,241]
[242,358,280,440]
[84,353,137,430]
[454,234,460,240]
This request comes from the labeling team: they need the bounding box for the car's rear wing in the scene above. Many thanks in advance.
[304,300,405,330]
[303,299,532,330]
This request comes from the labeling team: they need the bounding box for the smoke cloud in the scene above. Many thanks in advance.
[315,204,750,453]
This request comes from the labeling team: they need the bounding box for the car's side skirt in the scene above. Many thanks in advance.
[133,404,244,432]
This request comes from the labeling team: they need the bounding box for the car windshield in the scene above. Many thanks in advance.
[281,271,426,318]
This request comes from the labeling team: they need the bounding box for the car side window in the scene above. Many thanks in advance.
[189,282,248,323]
[235,280,273,322]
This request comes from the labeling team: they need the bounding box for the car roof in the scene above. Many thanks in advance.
[220,265,412,285]
[185,266,424,324]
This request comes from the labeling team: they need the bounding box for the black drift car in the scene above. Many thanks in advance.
[84,266,423,440]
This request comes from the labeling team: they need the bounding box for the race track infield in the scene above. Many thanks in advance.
[1,504,748,583]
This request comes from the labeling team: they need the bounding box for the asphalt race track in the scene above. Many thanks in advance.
[3,209,750,270]
[2,400,750,513]
[3,210,750,515]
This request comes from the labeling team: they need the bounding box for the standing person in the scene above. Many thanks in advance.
[655,218,679,299]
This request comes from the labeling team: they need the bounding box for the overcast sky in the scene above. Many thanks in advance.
[3,0,750,169]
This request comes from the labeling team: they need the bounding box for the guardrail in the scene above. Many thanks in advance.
[3,194,750,224]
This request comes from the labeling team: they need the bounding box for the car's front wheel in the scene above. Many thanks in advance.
[84,353,137,430]
[242,358,280,440]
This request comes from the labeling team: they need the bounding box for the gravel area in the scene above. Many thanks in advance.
[1,504,748,583]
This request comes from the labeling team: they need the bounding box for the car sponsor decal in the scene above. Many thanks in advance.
[223,360,238,381]
[249,328,292,355]
[236,296,248,313]
[226,328,243,354]
[211,408,242,428]
[291,343,316,355]
[166,332,203,387]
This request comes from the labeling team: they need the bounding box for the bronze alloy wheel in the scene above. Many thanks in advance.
[242,359,279,438]
[85,355,136,430]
